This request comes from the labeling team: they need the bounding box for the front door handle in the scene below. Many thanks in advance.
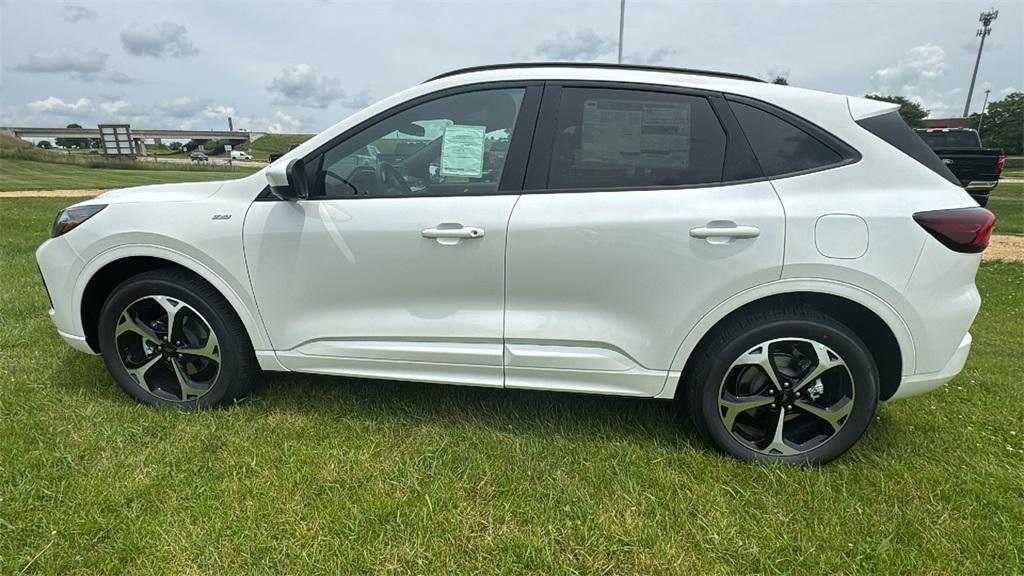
[421,225,485,240]
[689,224,761,240]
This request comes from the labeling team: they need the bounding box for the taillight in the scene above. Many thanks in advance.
[995,155,1005,175]
[913,207,995,253]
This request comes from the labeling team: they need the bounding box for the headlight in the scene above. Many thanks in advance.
[51,204,107,238]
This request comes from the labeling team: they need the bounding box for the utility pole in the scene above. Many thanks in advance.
[964,8,998,117]
[977,89,992,137]
[617,0,625,64]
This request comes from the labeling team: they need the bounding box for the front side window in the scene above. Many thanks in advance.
[547,88,727,190]
[313,88,525,197]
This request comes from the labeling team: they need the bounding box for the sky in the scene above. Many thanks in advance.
[1,0,1021,135]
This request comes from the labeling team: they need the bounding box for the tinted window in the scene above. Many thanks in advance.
[730,101,843,177]
[916,130,981,148]
[547,88,726,189]
[314,88,524,197]
[859,112,959,186]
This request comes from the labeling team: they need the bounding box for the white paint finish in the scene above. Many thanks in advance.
[815,214,868,259]
[846,96,900,121]
[504,181,785,377]
[298,340,501,366]
[504,343,637,371]
[243,195,518,354]
[35,64,986,409]
[888,333,972,401]
[504,365,667,397]
[275,351,503,388]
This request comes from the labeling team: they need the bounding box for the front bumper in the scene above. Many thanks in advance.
[37,236,93,353]
[887,332,971,402]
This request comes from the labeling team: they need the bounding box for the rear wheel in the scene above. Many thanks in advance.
[97,269,257,408]
[684,305,878,464]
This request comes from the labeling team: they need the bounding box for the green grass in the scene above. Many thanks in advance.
[990,181,1023,235]
[0,158,257,192]
[238,134,312,161]
[1,198,1022,574]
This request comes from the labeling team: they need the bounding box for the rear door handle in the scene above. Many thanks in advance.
[689,225,761,239]
[421,226,485,239]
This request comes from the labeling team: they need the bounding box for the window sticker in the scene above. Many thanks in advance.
[440,124,486,178]
[580,99,691,169]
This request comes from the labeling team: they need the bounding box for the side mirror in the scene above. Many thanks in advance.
[266,157,309,200]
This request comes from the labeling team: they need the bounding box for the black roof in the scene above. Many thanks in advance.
[425,62,765,84]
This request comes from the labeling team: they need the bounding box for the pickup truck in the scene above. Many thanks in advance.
[915,127,1004,206]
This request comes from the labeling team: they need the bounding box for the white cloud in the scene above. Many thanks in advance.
[63,5,97,22]
[872,43,947,94]
[267,111,302,133]
[155,96,208,118]
[534,29,616,62]
[266,64,346,109]
[120,22,198,58]
[625,46,680,66]
[14,48,107,74]
[203,105,236,118]
[27,96,94,115]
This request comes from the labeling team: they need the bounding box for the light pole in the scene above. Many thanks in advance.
[963,8,998,117]
[617,0,626,64]
[977,89,992,138]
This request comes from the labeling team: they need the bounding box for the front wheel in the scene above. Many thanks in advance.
[97,269,257,408]
[684,305,879,464]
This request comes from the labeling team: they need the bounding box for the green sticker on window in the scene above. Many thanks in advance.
[440,124,486,178]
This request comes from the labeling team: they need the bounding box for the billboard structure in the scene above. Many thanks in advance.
[98,124,135,157]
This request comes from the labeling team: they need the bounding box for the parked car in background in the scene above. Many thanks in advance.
[36,63,994,464]
[230,150,253,160]
[915,127,1004,206]
[189,151,209,163]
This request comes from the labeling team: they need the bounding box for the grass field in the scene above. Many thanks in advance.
[0,158,257,192]
[238,134,313,161]
[990,182,1023,235]
[1,197,1022,574]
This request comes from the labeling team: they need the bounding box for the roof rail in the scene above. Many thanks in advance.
[425,62,766,84]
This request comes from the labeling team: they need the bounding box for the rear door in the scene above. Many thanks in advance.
[503,83,785,396]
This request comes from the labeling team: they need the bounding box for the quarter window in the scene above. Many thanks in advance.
[313,88,525,198]
[729,101,843,177]
[547,88,727,190]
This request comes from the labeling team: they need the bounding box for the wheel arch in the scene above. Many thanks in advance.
[76,246,272,355]
[661,281,914,402]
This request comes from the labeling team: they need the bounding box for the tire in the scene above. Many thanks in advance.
[683,305,878,465]
[97,269,257,408]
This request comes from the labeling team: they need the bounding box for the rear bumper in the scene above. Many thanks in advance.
[887,332,971,402]
[964,180,998,192]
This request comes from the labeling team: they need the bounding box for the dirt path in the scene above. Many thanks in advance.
[1,189,1021,262]
[0,189,104,198]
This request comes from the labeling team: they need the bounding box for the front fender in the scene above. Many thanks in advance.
[72,243,273,352]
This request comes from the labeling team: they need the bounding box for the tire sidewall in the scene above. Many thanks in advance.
[97,275,242,409]
[698,317,879,464]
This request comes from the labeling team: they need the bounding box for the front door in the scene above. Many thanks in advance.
[244,85,539,387]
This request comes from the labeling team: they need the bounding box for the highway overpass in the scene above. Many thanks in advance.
[0,126,269,155]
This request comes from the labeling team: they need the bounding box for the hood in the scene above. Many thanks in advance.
[84,179,231,206]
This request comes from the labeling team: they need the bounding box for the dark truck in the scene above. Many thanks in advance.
[915,127,1004,206]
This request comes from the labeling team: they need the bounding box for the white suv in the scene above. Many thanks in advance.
[37,64,994,463]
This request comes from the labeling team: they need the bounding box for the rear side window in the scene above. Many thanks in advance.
[547,88,727,189]
[730,101,844,177]
[858,112,960,186]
